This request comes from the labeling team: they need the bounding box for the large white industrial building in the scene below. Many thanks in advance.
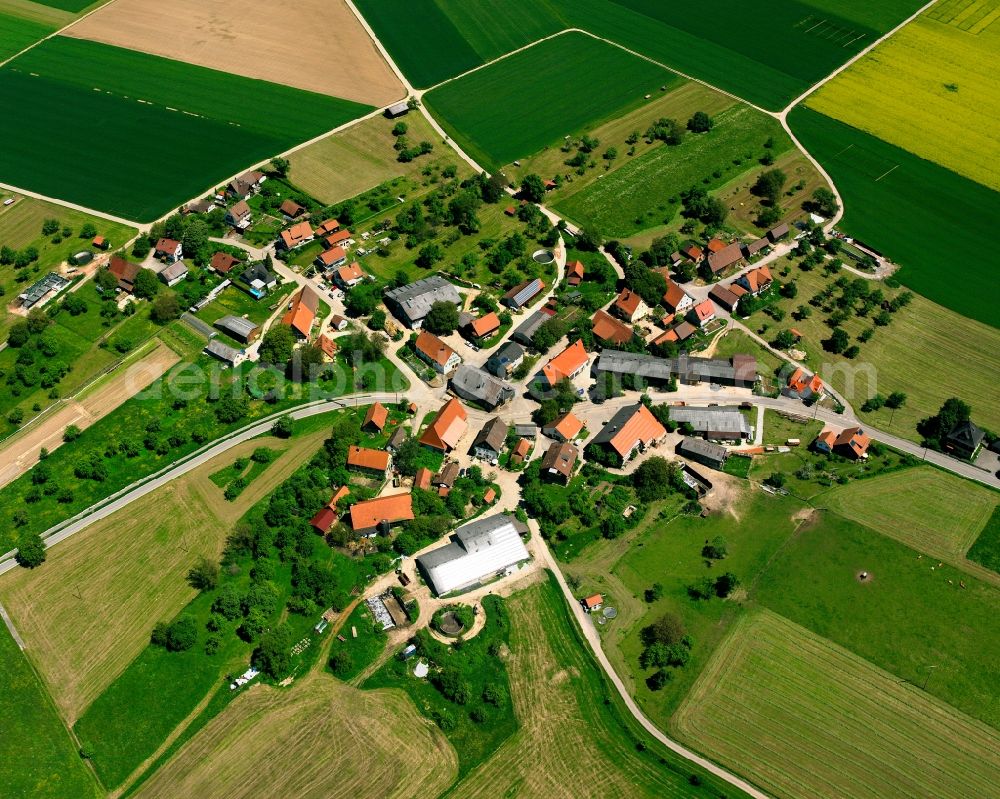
[416,514,530,596]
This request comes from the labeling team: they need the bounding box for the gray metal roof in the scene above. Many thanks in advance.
[416,513,521,572]
[486,341,525,375]
[669,406,750,436]
[596,350,756,384]
[514,423,537,437]
[511,311,548,344]
[214,315,258,338]
[450,364,513,408]
[676,436,727,463]
[384,276,461,325]
[205,338,242,363]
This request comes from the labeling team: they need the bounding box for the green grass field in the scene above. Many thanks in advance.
[0,623,100,799]
[424,32,674,169]
[822,467,999,570]
[0,9,53,60]
[787,106,1000,327]
[968,505,1000,575]
[0,37,370,220]
[755,510,1000,730]
[556,103,788,237]
[809,5,1000,192]
[674,609,1000,799]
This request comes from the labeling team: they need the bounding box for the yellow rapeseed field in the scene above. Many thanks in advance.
[808,5,1000,191]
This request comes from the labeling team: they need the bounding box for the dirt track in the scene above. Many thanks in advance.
[0,341,178,490]
[63,0,405,105]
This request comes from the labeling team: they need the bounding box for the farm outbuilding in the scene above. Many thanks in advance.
[416,514,529,596]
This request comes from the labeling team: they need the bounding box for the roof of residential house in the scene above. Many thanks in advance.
[502,277,545,308]
[229,199,251,219]
[315,218,340,236]
[728,283,748,297]
[160,261,188,282]
[662,279,690,311]
[787,367,823,395]
[542,339,589,386]
[591,309,633,346]
[512,438,532,460]
[708,285,740,310]
[706,238,727,253]
[349,494,414,531]
[767,222,790,241]
[834,426,870,458]
[385,276,462,324]
[707,242,744,273]
[567,260,585,280]
[241,261,275,287]
[363,401,388,431]
[676,436,727,464]
[540,441,578,480]
[279,199,305,217]
[614,288,643,318]
[325,230,352,246]
[419,397,468,451]
[653,328,678,345]
[281,286,319,337]
[337,262,365,282]
[155,237,180,253]
[280,221,313,249]
[745,237,769,256]
[469,311,501,338]
[204,338,242,364]
[187,198,215,214]
[815,429,837,450]
[414,467,433,490]
[683,244,703,261]
[486,340,525,374]
[741,265,772,293]
[691,299,715,323]
[317,247,347,268]
[310,506,338,534]
[416,514,529,595]
[210,251,241,273]
[387,426,408,452]
[590,403,666,457]
[108,256,140,285]
[215,315,258,340]
[674,321,697,340]
[436,462,460,487]
[547,411,584,441]
[347,445,390,471]
[946,420,985,451]
[582,594,603,610]
[318,334,337,358]
[415,330,457,368]
[472,416,508,454]
[450,364,513,408]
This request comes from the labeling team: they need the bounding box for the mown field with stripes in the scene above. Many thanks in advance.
[674,610,1000,799]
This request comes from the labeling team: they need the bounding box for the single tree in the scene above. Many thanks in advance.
[687,111,714,133]
[15,532,46,568]
[423,300,459,334]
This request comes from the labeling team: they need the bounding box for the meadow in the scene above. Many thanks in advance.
[787,106,1000,326]
[809,5,1000,191]
[0,623,100,799]
[132,672,459,799]
[0,428,331,723]
[742,256,1000,437]
[424,32,673,169]
[754,510,1000,730]
[968,506,1000,574]
[674,610,1000,799]
[0,37,370,220]
[288,112,464,205]
[446,574,741,798]
[0,9,53,60]
[821,467,999,574]
[556,103,789,237]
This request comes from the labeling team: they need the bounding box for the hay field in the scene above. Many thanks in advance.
[289,112,463,205]
[133,673,458,799]
[424,32,672,169]
[63,0,404,105]
[0,426,331,723]
[808,7,1000,191]
[674,610,1000,799]
[822,467,999,571]
[448,576,729,798]
[0,9,53,59]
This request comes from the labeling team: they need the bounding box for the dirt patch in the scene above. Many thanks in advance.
[701,471,746,519]
[0,341,178,491]
[63,0,405,106]
[792,507,819,526]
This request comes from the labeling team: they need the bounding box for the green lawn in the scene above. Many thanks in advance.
[327,603,387,682]
[754,510,1000,730]
[424,32,674,169]
[0,37,371,220]
[194,284,293,333]
[788,106,1000,327]
[557,103,787,237]
[760,408,823,446]
[0,623,100,799]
